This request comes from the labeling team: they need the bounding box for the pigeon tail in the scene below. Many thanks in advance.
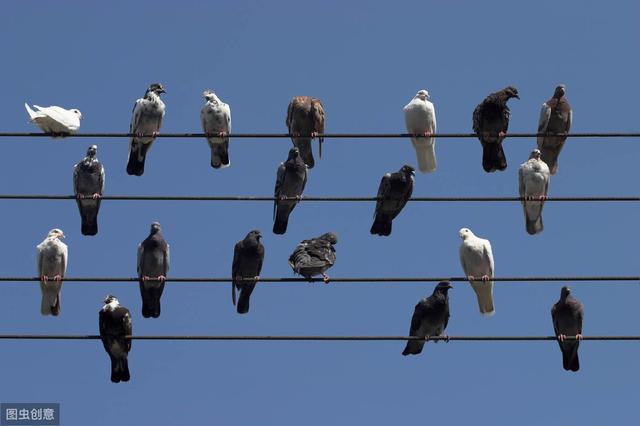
[539,146,561,175]
[236,286,255,314]
[402,341,425,356]
[139,282,163,318]
[40,290,60,316]
[412,139,437,173]
[210,143,230,169]
[273,209,290,235]
[526,216,543,235]
[293,139,315,169]
[562,347,580,372]
[370,217,392,236]
[481,142,507,173]
[126,144,149,176]
[81,220,98,236]
[78,201,100,236]
[24,103,37,120]
[111,357,130,383]
[471,282,495,316]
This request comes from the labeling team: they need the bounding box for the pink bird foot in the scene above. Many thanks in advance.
[498,131,506,138]
[53,275,62,282]
[481,275,490,282]
[322,274,331,284]
[557,334,566,342]
[92,193,102,199]
[575,334,583,341]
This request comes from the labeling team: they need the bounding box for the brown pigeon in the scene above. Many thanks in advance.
[537,85,572,174]
[286,96,325,168]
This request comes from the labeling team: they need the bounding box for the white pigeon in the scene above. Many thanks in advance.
[200,90,232,169]
[24,103,82,137]
[403,90,437,173]
[518,149,550,235]
[126,83,166,176]
[458,228,495,316]
[36,229,68,316]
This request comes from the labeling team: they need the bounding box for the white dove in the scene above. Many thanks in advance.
[36,229,68,316]
[200,90,232,169]
[518,149,550,235]
[404,90,437,173]
[458,228,495,316]
[25,103,82,137]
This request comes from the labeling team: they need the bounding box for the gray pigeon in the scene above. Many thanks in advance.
[458,228,495,316]
[537,85,572,175]
[402,281,452,356]
[126,83,166,176]
[288,232,338,283]
[273,147,308,235]
[73,145,105,236]
[518,149,550,235]
[551,286,584,372]
[370,165,415,236]
[24,103,82,137]
[472,86,519,172]
[286,96,325,169]
[200,90,231,169]
[137,222,170,318]
[36,229,68,316]
[99,295,132,383]
[232,230,265,314]
[404,89,437,173]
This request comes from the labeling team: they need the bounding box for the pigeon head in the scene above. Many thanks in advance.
[247,229,262,241]
[415,90,430,100]
[319,232,338,244]
[399,165,416,177]
[103,294,119,304]
[147,83,166,95]
[86,145,98,158]
[46,229,65,240]
[503,86,520,99]
[287,147,300,160]
[529,149,541,160]
[433,281,453,294]
[150,222,162,234]
[458,227,474,240]
[203,90,220,102]
[70,109,83,120]
[560,286,572,299]
[553,85,566,99]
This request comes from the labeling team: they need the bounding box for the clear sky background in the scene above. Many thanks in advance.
[0,1,638,424]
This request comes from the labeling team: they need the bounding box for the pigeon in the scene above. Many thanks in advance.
[402,281,452,356]
[551,286,584,372]
[286,96,325,168]
[288,232,338,283]
[24,103,82,137]
[232,230,265,314]
[404,90,437,173]
[458,228,495,316]
[273,147,308,235]
[200,90,231,169]
[73,145,105,236]
[126,83,166,176]
[99,295,132,383]
[472,86,520,172]
[518,149,550,235]
[537,85,572,175]
[137,222,170,318]
[370,165,415,236]
[36,229,67,316]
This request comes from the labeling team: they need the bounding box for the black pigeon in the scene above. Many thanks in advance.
[472,86,519,172]
[273,147,308,235]
[126,83,166,176]
[99,295,132,383]
[286,96,326,168]
[551,286,584,372]
[537,85,572,175]
[288,232,338,283]
[370,165,415,236]
[232,230,265,314]
[137,222,170,318]
[402,281,452,356]
[73,145,105,236]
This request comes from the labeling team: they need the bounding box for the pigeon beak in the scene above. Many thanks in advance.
[514,94,520,99]
[59,232,65,239]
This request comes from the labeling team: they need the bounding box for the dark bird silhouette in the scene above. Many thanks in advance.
[73,145,105,235]
[137,222,170,318]
[537,85,572,174]
[273,147,308,234]
[402,282,452,356]
[288,232,338,283]
[99,295,132,383]
[232,230,265,314]
[370,165,415,236]
[551,286,584,372]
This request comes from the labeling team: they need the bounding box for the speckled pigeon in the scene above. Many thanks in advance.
[537,85,572,174]
[232,230,265,314]
[201,90,231,169]
[273,147,308,235]
[36,229,67,316]
[137,222,170,318]
[288,232,338,283]
[518,149,550,235]
[286,96,325,168]
[126,83,166,176]
[370,165,415,236]
[402,281,452,356]
[551,286,584,372]
[73,145,105,236]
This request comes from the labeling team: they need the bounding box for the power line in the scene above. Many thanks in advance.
[0,334,636,341]
[0,195,637,202]
[0,276,637,283]
[1,132,640,139]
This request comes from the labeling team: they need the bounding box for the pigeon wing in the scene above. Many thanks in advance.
[537,103,551,147]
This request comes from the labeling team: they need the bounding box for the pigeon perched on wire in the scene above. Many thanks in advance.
[551,286,584,372]
[402,281,452,356]
[201,90,231,169]
[458,228,495,316]
[73,145,105,236]
[99,295,132,383]
[472,86,519,172]
[288,232,338,284]
[537,85,572,175]
[126,83,166,176]
[286,96,325,168]
[232,230,265,314]
[137,222,170,318]
[370,165,415,236]
[24,103,82,138]
[273,147,308,235]
[404,89,437,173]
[518,149,550,235]
[36,229,67,316]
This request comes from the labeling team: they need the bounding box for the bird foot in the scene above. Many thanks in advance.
[322,274,331,284]
[498,131,506,138]
[575,334,583,341]
[218,131,228,138]
[538,195,548,201]
[295,195,302,201]
[40,275,48,283]
[92,193,102,199]
[76,194,84,200]
[558,334,566,342]
[467,275,476,282]
[310,131,318,139]
[422,131,432,138]
[152,131,159,138]
[443,334,450,343]
[279,195,288,201]
[53,275,62,282]
[142,276,150,282]
[481,275,490,282]
[136,131,145,138]
[157,275,166,283]
[424,335,430,342]
[253,276,260,282]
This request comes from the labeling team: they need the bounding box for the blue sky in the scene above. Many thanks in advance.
[0,1,638,424]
